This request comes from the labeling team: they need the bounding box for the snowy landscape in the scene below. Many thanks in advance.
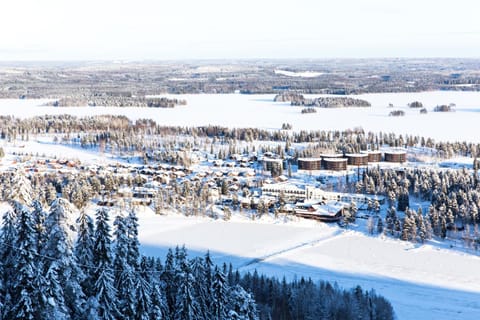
[1,89,480,319]
[3,0,480,318]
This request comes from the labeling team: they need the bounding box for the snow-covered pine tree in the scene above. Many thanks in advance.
[126,209,140,270]
[113,214,128,280]
[175,245,188,271]
[8,171,34,205]
[174,262,200,320]
[31,200,48,248]
[44,198,85,319]
[74,210,95,298]
[0,209,18,316]
[6,203,38,320]
[211,266,229,320]
[134,257,152,320]
[113,214,136,319]
[42,261,69,319]
[190,256,211,319]
[203,251,215,314]
[228,285,258,320]
[161,249,177,318]
[92,207,119,320]
[149,258,166,316]
[150,281,167,320]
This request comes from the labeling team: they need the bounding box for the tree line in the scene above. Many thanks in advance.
[1,115,480,160]
[353,166,480,246]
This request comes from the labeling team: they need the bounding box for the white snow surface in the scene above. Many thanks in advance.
[1,91,480,142]
[274,69,324,77]
[136,209,480,320]
[4,138,120,165]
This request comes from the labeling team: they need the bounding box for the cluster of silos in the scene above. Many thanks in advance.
[383,150,407,163]
[297,149,407,171]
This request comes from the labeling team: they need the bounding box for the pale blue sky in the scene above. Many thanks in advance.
[1,0,479,60]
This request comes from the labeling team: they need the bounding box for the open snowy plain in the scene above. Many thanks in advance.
[2,91,480,319]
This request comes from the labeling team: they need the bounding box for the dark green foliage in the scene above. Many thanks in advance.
[238,275,395,320]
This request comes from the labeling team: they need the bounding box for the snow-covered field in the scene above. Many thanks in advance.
[3,138,121,165]
[136,209,480,320]
[1,91,480,142]
[274,69,324,77]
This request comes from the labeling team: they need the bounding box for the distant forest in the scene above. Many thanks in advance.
[1,114,479,159]
[2,59,480,98]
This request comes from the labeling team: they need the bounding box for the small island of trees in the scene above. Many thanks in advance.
[273,92,371,108]
[408,101,423,108]
[389,110,405,117]
[301,107,317,114]
[44,96,187,108]
[434,103,456,112]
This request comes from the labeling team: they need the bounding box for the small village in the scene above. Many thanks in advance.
[1,143,435,225]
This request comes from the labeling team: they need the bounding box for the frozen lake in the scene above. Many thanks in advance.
[1,90,480,142]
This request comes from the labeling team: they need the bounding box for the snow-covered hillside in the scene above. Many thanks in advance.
[1,91,480,142]
[136,209,480,320]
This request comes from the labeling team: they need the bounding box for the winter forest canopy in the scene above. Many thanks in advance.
[0,196,395,320]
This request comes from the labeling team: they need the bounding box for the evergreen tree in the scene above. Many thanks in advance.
[75,210,95,297]
[42,262,69,319]
[134,259,152,320]
[92,207,119,320]
[228,285,258,320]
[418,214,427,243]
[44,198,85,319]
[7,203,38,320]
[397,189,410,212]
[401,219,409,241]
[9,172,34,205]
[113,214,136,319]
[211,267,229,320]
[174,264,199,320]
[203,251,215,315]
[150,282,167,320]
[191,257,211,319]
[126,209,141,270]
[377,217,384,234]
[0,209,18,316]
[161,249,177,319]
[441,215,447,239]
[31,200,48,248]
